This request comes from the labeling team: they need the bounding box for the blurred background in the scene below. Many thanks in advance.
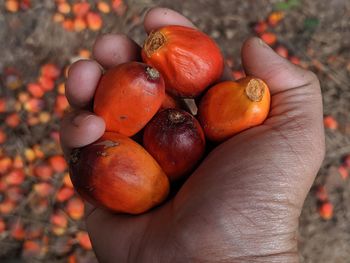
[0,0,349,262]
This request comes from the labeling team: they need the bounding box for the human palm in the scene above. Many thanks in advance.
[60,7,324,263]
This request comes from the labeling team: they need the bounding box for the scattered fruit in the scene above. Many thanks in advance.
[319,201,333,220]
[324,116,338,130]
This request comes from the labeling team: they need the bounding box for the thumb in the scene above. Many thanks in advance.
[241,37,315,95]
[241,37,323,126]
[241,37,325,188]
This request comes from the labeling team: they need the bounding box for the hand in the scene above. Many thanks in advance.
[60,7,325,263]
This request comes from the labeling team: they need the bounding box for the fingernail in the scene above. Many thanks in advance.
[72,113,93,126]
[258,38,271,49]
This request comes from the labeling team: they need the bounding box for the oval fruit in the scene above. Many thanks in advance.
[69,132,169,214]
[93,62,165,136]
[142,25,224,98]
[198,77,271,142]
[143,109,206,181]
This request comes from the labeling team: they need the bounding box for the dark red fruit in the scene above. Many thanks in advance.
[143,109,206,181]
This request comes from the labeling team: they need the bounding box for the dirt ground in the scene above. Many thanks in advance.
[1,0,350,262]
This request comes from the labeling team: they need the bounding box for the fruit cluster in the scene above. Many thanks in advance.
[69,25,271,214]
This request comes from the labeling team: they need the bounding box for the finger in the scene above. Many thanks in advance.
[240,37,325,200]
[66,60,102,109]
[241,37,316,95]
[92,34,141,69]
[60,110,105,157]
[144,7,195,33]
[144,7,232,81]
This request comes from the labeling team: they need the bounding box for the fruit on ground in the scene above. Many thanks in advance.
[69,132,169,214]
[143,109,206,181]
[142,25,224,98]
[198,77,271,142]
[94,62,165,136]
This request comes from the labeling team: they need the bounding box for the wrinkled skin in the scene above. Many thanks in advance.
[60,7,325,263]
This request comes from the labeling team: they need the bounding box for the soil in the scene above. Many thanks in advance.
[0,0,350,262]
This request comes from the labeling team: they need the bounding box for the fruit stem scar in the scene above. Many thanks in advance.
[168,111,185,123]
[145,67,160,80]
[245,79,265,102]
[144,31,166,57]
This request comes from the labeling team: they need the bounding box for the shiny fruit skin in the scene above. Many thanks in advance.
[143,109,206,181]
[142,25,224,98]
[93,62,165,136]
[69,132,169,214]
[198,77,271,142]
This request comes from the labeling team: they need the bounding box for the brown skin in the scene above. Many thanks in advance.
[69,132,169,214]
[199,77,271,142]
[142,25,224,98]
[60,7,325,263]
[93,62,165,136]
[143,109,206,181]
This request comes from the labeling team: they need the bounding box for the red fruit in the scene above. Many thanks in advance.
[56,186,74,202]
[143,109,206,181]
[33,163,53,180]
[10,220,25,240]
[22,240,42,258]
[6,186,23,202]
[254,21,268,35]
[41,63,60,79]
[94,62,165,136]
[324,116,338,130]
[142,25,224,97]
[69,132,169,214]
[49,155,67,173]
[0,218,6,233]
[66,197,84,220]
[0,129,6,144]
[50,211,68,228]
[5,113,20,128]
[33,183,54,198]
[72,2,90,17]
[319,201,333,220]
[260,32,277,46]
[338,165,348,180]
[86,12,102,31]
[0,157,12,174]
[38,75,54,91]
[27,83,44,98]
[5,169,25,186]
[76,231,92,250]
[0,199,15,214]
[275,45,288,58]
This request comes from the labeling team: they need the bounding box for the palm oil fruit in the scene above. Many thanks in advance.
[143,109,206,181]
[198,77,271,142]
[142,25,224,98]
[93,62,165,137]
[69,132,169,214]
